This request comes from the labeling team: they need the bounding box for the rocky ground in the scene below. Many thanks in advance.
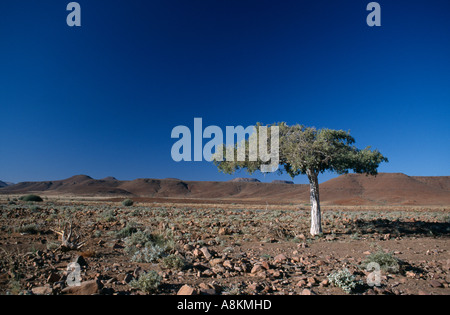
[0,198,449,295]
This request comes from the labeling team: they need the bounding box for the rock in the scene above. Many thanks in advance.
[429,280,443,288]
[199,283,216,295]
[212,265,225,274]
[202,269,214,277]
[218,227,231,235]
[261,261,270,270]
[274,254,287,263]
[32,286,53,295]
[223,260,233,269]
[251,264,264,274]
[210,258,223,267]
[183,244,194,251]
[200,247,212,260]
[307,277,316,285]
[301,289,315,295]
[248,283,259,292]
[320,279,329,287]
[268,270,281,279]
[177,285,197,295]
[61,280,103,295]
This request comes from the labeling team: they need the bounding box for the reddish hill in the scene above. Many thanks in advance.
[320,173,450,206]
[1,173,449,206]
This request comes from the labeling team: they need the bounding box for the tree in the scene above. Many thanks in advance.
[212,123,388,236]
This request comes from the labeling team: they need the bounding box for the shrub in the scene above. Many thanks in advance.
[115,222,138,239]
[124,229,174,263]
[328,269,362,294]
[124,230,153,255]
[16,224,40,235]
[129,271,162,294]
[100,209,116,222]
[131,244,165,263]
[19,195,43,202]
[160,254,185,270]
[363,250,400,273]
[122,199,134,207]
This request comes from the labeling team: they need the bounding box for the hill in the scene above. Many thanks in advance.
[1,173,449,206]
[0,181,10,188]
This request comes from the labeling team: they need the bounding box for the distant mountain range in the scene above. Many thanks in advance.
[1,173,449,206]
[0,181,14,188]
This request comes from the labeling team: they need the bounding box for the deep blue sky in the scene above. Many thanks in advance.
[1,0,449,184]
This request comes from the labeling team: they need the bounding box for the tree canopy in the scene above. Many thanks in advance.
[213,122,388,178]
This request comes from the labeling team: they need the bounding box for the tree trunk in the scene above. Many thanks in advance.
[307,170,322,236]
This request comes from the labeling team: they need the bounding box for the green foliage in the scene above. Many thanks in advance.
[99,209,116,222]
[16,224,40,235]
[19,195,43,202]
[160,254,185,270]
[122,199,134,207]
[115,222,138,239]
[328,268,362,294]
[129,271,162,294]
[363,250,400,273]
[124,229,174,263]
[213,123,388,178]
[131,244,165,263]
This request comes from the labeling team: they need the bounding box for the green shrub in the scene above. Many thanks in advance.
[160,254,185,270]
[363,250,400,273]
[124,229,176,263]
[124,230,153,254]
[100,209,116,222]
[129,271,162,294]
[122,199,134,207]
[115,222,138,239]
[16,224,40,235]
[19,195,43,202]
[328,269,362,294]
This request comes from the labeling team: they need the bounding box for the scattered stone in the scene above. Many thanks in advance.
[210,258,223,267]
[261,261,270,270]
[429,280,443,288]
[61,280,103,295]
[199,283,216,295]
[218,227,231,235]
[200,247,212,260]
[251,264,264,274]
[183,244,194,251]
[301,288,315,295]
[32,286,53,295]
[274,254,287,263]
[177,285,197,295]
[223,260,233,269]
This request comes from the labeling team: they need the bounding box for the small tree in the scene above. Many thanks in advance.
[212,123,388,236]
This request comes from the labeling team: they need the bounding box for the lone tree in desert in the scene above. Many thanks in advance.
[212,123,388,236]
